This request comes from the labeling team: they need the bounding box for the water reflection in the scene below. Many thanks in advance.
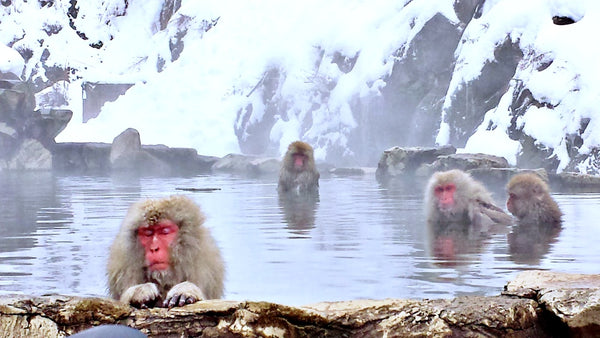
[0,172,598,306]
[507,223,562,265]
[278,192,319,236]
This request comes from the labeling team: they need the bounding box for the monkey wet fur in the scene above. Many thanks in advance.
[425,169,513,228]
[278,141,320,194]
[506,172,562,227]
[107,195,224,308]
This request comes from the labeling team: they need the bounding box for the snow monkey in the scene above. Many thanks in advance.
[107,195,224,308]
[278,141,320,195]
[506,172,562,227]
[425,169,513,229]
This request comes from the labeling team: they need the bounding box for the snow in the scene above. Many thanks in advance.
[441,0,600,171]
[1,0,600,169]
[0,43,23,76]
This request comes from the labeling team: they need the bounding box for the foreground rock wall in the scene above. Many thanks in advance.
[0,271,598,337]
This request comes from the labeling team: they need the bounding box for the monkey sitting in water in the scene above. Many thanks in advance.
[278,141,320,195]
[506,172,562,227]
[107,195,224,308]
[505,172,563,263]
[425,169,513,230]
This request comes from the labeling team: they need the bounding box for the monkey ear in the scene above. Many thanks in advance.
[531,186,545,200]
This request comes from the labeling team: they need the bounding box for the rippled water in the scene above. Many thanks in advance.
[0,171,598,306]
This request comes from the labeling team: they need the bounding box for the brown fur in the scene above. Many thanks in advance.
[107,195,224,305]
[278,141,320,194]
[425,169,513,228]
[506,172,562,227]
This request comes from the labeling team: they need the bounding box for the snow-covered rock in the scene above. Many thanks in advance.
[2,1,600,173]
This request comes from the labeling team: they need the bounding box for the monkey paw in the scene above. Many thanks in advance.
[121,283,160,308]
[163,281,206,308]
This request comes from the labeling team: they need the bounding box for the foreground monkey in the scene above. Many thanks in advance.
[506,172,562,227]
[278,141,320,194]
[425,169,513,229]
[107,195,224,308]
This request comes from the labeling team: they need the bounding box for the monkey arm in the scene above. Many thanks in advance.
[163,281,206,308]
[476,199,515,225]
[121,282,160,308]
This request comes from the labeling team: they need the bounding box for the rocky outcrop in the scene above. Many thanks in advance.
[0,271,597,337]
[52,128,218,176]
[504,270,600,337]
[0,71,71,171]
[212,153,281,177]
[376,146,600,191]
[375,145,456,180]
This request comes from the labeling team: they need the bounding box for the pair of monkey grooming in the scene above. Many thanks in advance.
[426,169,562,229]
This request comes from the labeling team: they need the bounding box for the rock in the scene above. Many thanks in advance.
[0,295,542,337]
[212,153,259,174]
[6,138,52,170]
[212,153,280,177]
[444,37,524,147]
[330,167,366,176]
[110,128,142,167]
[0,122,17,159]
[418,152,510,177]
[549,172,600,192]
[53,142,112,173]
[375,145,456,180]
[109,128,217,176]
[27,108,73,148]
[143,145,218,175]
[82,82,134,123]
[3,270,599,337]
[504,270,600,337]
[468,167,548,189]
[250,157,280,176]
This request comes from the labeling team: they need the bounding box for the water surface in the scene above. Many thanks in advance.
[0,172,598,306]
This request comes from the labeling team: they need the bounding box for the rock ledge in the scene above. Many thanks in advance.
[1,271,598,337]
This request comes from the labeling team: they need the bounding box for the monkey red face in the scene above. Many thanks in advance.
[138,220,179,271]
[434,184,456,209]
[292,153,306,170]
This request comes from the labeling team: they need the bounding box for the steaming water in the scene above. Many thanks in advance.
[0,172,598,306]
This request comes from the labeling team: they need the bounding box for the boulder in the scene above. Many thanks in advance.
[418,152,510,177]
[110,128,142,166]
[2,271,599,337]
[212,153,280,177]
[549,172,600,192]
[375,145,456,180]
[0,295,542,337]
[6,138,52,170]
[504,270,600,337]
[143,145,218,175]
[53,142,112,173]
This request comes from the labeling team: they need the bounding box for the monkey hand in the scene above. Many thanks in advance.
[120,283,160,308]
[163,281,206,308]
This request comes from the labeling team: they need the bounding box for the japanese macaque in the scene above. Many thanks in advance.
[425,169,513,229]
[107,195,224,308]
[278,141,320,194]
[506,172,562,227]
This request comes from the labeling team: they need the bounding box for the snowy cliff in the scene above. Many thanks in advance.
[1,0,599,173]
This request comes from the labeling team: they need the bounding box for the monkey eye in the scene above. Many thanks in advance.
[159,226,175,235]
[434,186,444,194]
[139,228,154,237]
[509,193,517,199]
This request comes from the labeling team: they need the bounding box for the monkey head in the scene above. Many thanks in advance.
[286,141,314,172]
